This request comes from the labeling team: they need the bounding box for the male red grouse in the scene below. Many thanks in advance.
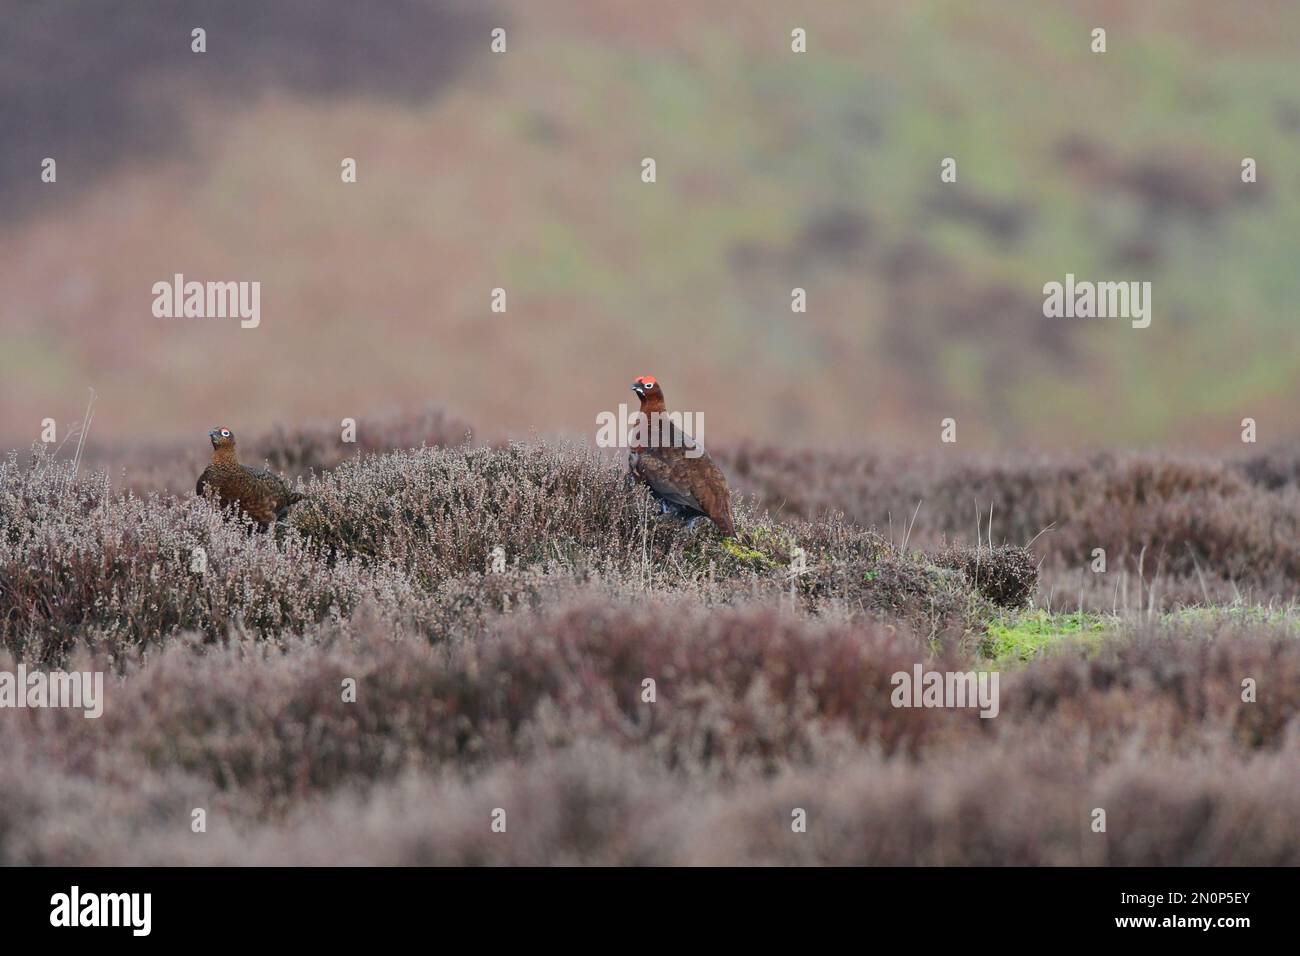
[196,427,303,530]
[626,376,736,536]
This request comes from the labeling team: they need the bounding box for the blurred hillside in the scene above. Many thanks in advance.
[3,0,1299,452]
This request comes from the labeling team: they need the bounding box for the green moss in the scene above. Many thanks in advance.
[984,606,1300,668]
[982,610,1114,666]
[685,528,783,574]
[718,537,775,566]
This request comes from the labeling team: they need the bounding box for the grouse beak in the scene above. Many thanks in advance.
[208,429,219,443]
[631,382,645,398]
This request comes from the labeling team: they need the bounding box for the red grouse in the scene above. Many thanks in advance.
[196,427,304,530]
[626,376,736,536]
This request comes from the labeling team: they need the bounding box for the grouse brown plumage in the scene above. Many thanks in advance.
[195,427,304,531]
[626,376,736,537]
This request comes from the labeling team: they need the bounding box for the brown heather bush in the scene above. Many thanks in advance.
[933,544,1038,609]
[0,450,422,664]
[73,405,475,497]
[4,416,1300,865]
[289,442,649,580]
[256,405,474,476]
[1,612,1298,864]
[721,444,1300,609]
[0,599,949,813]
[16,742,1298,866]
[1,440,1013,662]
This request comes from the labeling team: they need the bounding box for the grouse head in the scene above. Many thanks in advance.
[631,375,666,412]
[208,426,236,450]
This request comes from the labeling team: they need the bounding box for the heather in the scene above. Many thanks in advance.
[2,416,1299,865]
[0,441,1007,663]
[3,609,1297,865]
[723,445,1300,609]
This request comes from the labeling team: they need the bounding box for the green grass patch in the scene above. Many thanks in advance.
[982,609,1113,665]
[986,605,1300,667]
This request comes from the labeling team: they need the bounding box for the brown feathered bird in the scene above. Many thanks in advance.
[195,427,303,530]
[626,376,736,536]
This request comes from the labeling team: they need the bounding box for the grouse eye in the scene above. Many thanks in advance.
[220,429,230,437]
